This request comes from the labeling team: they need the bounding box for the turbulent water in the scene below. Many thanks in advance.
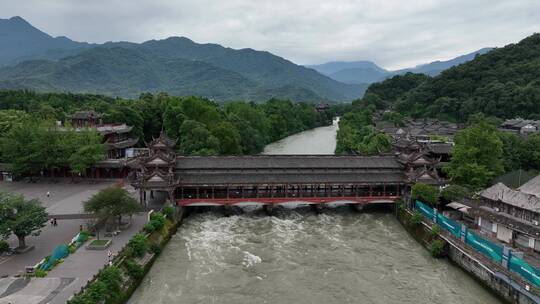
[129,120,501,304]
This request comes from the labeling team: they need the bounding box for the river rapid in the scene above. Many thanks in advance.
[129,119,501,304]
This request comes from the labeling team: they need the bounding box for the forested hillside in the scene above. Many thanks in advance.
[0,17,366,102]
[389,34,540,121]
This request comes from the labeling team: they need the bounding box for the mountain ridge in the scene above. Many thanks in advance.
[309,48,494,84]
[0,16,366,102]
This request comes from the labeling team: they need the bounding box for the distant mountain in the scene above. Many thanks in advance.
[310,48,493,85]
[392,47,493,76]
[307,61,388,84]
[0,17,366,102]
[0,16,91,66]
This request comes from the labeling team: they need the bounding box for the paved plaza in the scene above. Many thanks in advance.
[0,180,149,304]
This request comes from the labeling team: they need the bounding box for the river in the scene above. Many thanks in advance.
[129,119,501,304]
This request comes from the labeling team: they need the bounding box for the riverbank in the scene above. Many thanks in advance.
[67,206,187,304]
[396,206,540,304]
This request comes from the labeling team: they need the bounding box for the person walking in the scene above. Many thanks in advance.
[46,191,50,198]
[107,250,113,265]
[53,218,58,227]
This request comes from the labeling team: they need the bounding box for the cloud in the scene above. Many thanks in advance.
[1,0,539,69]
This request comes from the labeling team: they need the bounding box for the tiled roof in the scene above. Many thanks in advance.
[518,175,540,198]
[178,172,405,185]
[175,155,402,170]
[480,182,540,212]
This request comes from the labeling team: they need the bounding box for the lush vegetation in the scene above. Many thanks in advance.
[335,100,392,155]
[0,119,104,178]
[69,266,123,304]
[351,34,540,122]
[335,33,540,187]
[411,183,440,206]
[84,187,141,229]
[444,121,504,189]
[0,191,48,248]
[430,240,445,258]
[0,90,334,178]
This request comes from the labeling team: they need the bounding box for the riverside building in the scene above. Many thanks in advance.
[473,175,540,252]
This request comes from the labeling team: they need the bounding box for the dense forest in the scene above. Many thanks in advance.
[361,34,540,122]
[0,90,336,176]
[334,33,540,188]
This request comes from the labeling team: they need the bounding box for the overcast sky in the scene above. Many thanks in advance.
[2,0,539,69]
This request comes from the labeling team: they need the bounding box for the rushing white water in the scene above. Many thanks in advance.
[129,119,502,304]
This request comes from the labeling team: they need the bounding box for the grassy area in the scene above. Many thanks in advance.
[89,239,109,246]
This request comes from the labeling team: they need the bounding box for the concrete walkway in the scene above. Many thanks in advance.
[46,214,147,304]
[0,180,150,304]
[0,180,114,277]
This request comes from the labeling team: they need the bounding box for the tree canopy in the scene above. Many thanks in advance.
[0,191,48,248]
[84,186,141,228]
[444,121,504,189]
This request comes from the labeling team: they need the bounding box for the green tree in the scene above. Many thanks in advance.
[411,183,440,206]
[67,129,105,177]
[211,122,242,154]
[0,192,48,248]
[1,120,47,178]
[441,184,472,203]
[84,186,141,228]
[444,121,504,189]
[178,120,220,155]
[127,233,148,257]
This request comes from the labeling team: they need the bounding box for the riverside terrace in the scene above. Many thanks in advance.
[128,133,444,207]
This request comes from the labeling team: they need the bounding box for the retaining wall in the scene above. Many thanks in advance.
[397,208,540,304]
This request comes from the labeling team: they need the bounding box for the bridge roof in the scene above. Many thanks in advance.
[174,155,405,185]
[178,172,405,185]
[175,155,402,170]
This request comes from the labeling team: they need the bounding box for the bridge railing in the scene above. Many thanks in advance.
[178,184,401,200]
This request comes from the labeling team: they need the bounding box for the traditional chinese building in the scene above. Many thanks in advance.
[66,111,138,160]
[472,175,540,252]
[500,118,540,136]
[392,137,446,186]
[128,132,177,205]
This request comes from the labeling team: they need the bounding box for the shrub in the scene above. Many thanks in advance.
[127,233,148,258]
[0,240,9,253]
[79,231,89,242]
[162,206,175,220]
[99,266,122,297]
[85,280,107,303]
[430,224,441,237]
[411,183,440,206]
[150,243,162,255]
[149,213,166,231]
[125,259,145,280]
[34,268,47,277]
[143,222,155,233]
[68,244,76,254]
[410,211,423,226]
[441,184,472,203]
[430,240,445,257]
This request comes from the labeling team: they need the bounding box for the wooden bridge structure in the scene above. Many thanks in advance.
[126,133,432,208]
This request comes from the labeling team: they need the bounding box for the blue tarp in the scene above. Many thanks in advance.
[39,243,69,271]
